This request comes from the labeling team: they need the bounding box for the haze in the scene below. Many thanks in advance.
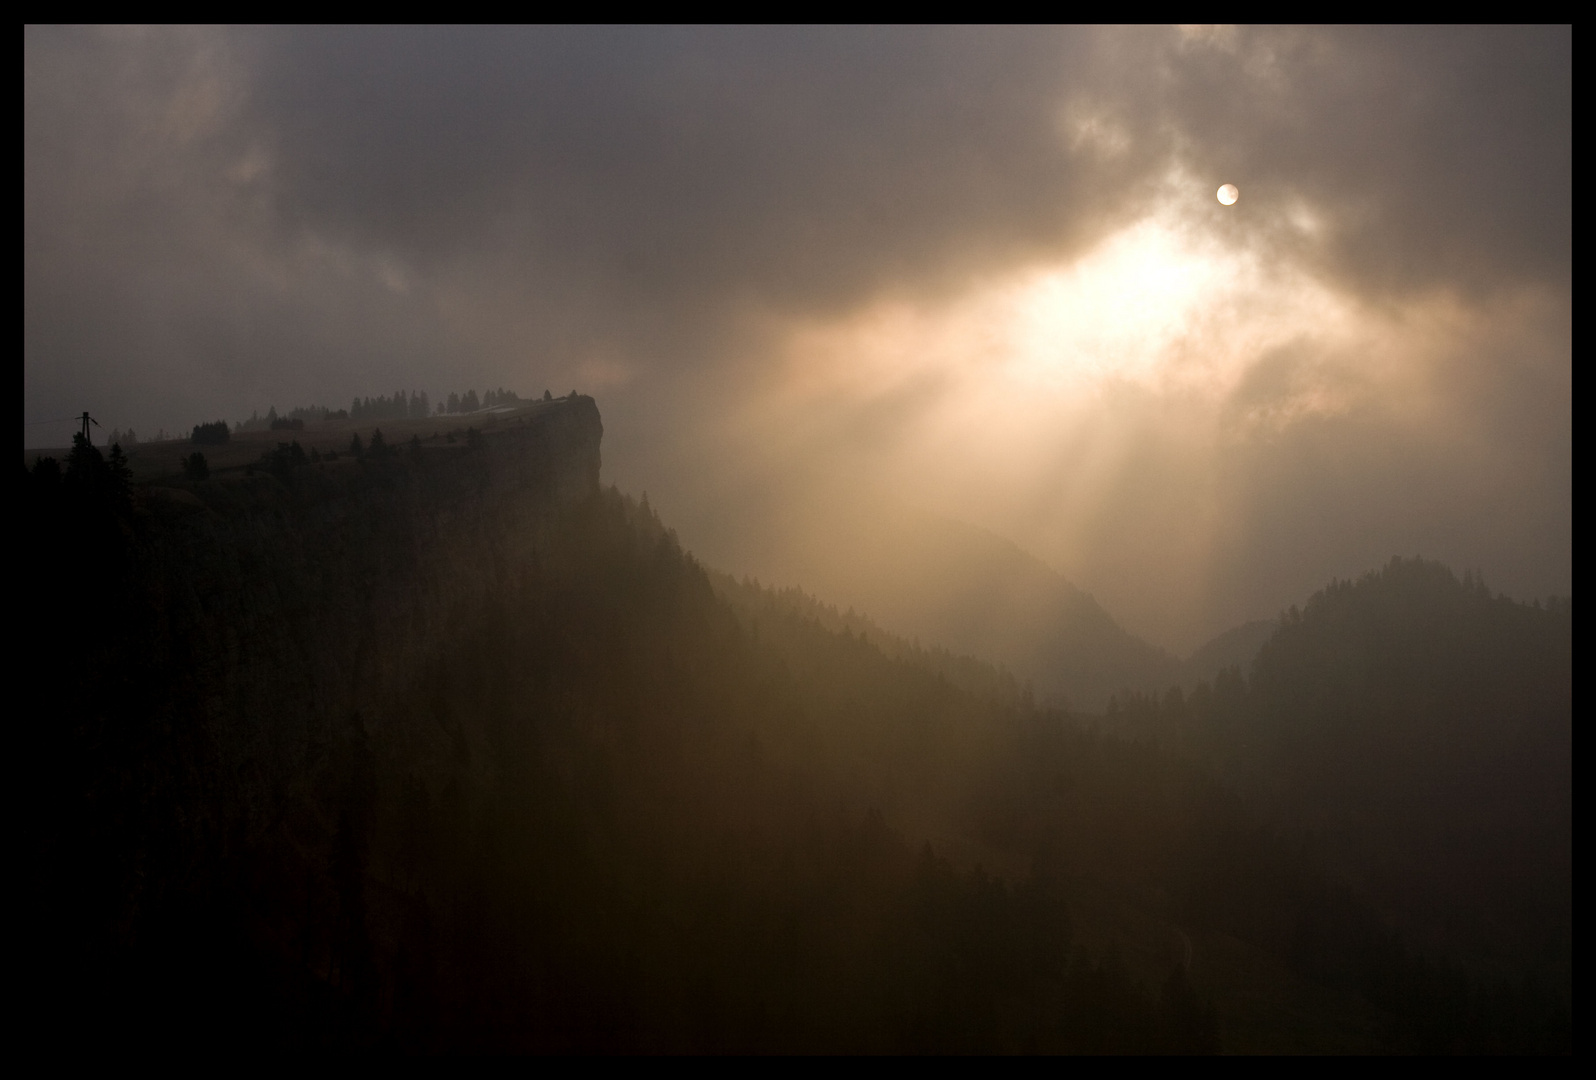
[24,25,1570,652]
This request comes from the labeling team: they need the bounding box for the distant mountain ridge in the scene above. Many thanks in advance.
[1107,558,1571,995]
[744,501,1182,710]
[1182,619,1275,686]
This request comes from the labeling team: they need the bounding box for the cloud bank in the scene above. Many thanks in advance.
[25,26,1570,648]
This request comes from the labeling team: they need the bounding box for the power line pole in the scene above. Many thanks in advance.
[79,412,99,444]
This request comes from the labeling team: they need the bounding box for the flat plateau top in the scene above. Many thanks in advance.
[25,398,574,485]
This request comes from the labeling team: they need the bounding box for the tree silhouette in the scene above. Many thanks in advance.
[107,443,133,488]
[191,421,230,445]
[265,441,308,485]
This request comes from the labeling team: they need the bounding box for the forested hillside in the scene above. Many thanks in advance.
[1107,560,1571,998]
[21,404,1568,1052]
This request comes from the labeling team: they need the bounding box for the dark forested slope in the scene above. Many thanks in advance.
[21,404,1567,1052]
[1108,560,1571,997]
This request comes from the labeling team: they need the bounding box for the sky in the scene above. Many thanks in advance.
[24,26,1571,651]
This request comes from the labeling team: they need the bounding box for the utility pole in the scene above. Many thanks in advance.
[79,412,99,444]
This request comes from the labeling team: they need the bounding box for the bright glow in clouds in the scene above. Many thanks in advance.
[765,201,1375,458]
[729,192,1498,647]
[1217,184,1238,205]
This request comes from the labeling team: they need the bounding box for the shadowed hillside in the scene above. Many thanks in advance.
[1107,560,1571,998]
[21,401,1568,1052]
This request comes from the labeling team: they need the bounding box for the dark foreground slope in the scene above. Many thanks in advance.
[22,406,1566,1052]
[1108,560,1572,999]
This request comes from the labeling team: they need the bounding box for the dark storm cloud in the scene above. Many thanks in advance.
[239,26,1151,328]
[1144,26,1571,295]
[24,26,467,434]
[231,25,1574,316]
